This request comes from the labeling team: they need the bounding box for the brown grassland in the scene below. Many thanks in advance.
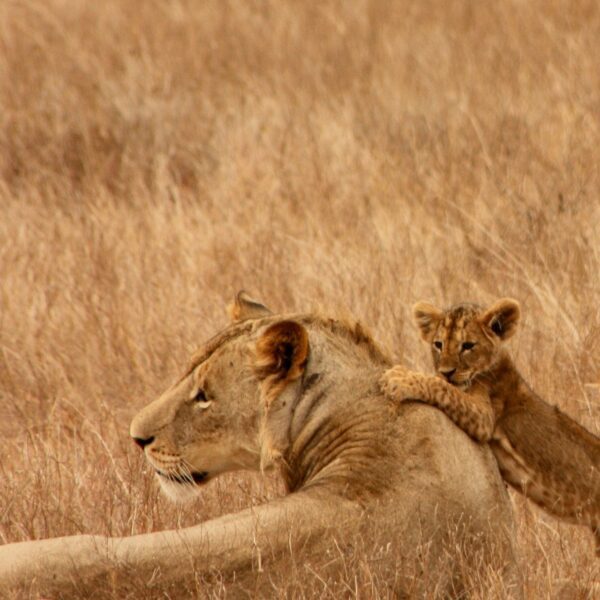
[0,0,599,597]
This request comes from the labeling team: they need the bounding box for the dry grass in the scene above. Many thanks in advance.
[0,0,599,597]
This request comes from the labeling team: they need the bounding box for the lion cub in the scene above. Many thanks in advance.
[382,298,600,554]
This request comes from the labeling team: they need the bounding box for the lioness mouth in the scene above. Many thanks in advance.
[156,470,209,485]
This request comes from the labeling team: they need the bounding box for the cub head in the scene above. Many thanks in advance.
[129,292,309,501]
[412,298,521,387]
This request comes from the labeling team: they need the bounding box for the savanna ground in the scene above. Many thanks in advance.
[0,0,599,597]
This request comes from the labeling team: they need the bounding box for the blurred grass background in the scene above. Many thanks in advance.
[0,0,598,596]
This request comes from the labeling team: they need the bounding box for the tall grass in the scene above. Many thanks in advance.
[0,0,598,596]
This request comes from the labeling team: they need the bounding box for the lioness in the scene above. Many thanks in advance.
[382,298,600,554]
[0,294,516,595]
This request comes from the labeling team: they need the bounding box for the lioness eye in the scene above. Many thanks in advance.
[461,342,475,351]
[433,341,443,350]
[193,389,208,403]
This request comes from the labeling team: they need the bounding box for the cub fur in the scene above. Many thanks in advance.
[381,298,600,555]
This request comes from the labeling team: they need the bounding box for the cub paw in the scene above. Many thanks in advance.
[380,367,426,402]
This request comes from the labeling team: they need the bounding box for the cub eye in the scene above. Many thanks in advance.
[193,389,209,403]
[433,341,443,350]
[461,342,476,351]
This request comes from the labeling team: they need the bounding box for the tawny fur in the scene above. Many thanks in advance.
[0,294,517,595]
[381,298,600,555]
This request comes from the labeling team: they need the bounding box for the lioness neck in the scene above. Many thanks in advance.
[282,366,394,500]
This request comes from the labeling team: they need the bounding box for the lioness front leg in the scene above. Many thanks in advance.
[381,366,495,443]
[0,490,359,593]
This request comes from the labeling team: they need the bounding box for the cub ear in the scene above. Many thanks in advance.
[412,302,443,341]
[479,298,521,341]
[254,321,309,384]
[227,290,272,322]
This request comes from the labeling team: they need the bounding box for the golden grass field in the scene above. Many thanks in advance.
[1,0,599,597]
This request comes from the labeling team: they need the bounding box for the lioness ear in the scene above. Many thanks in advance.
[412,302,443,341]
[254,321,309,472]
[227,290,272,322]
[254,320,309,383]
[479,298,521,341]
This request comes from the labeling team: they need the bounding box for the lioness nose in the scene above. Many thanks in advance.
[133,436,155,449]
[440,369,456,382]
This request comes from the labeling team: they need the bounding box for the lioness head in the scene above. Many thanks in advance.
[129,292,309,501]
[412,298,521,387]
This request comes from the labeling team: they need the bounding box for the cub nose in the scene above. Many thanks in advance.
[440,369,456,382]
[132,436,155,450]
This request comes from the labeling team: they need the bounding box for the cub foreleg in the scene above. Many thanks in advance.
[381,366,495,443]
